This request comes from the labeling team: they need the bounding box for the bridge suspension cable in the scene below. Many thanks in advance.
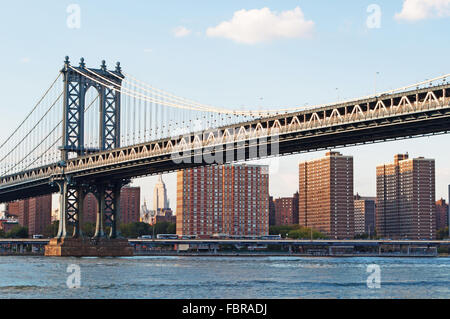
[69,66,260,144]
[120,71,450,114]
[0,91,63,164]
[0,73,62,150]
[74,66,254,115]
[116,71,278,116]
[2,94,100,176]
[97,66,450,116]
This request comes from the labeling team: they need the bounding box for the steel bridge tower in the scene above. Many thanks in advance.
[54,57,128,242]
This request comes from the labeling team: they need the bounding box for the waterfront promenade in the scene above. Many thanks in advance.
[0,238,448,257]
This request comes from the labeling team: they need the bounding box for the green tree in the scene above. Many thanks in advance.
[153,221,170,235]
[119,222,152,238]
[6,225,28,238]
[288,226,327,239]
[269,225,301,238]
[43,221,75,238]
[82,222,96,237]
[44,221,59,238]
[167,222,176,234]
[437,227,449,240]
[354,233,369,240]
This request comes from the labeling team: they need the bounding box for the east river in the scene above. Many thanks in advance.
[0,256,448,298]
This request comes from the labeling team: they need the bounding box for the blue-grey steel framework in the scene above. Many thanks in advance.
[57,57,125,239]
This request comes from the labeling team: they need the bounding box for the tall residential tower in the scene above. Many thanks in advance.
[376,154,436,240]
[299,152,354,239]
[176,164,269,237]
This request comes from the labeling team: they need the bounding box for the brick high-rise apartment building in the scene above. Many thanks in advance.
[376,154,436,240]
[269,196,276,226]
[6,195,52,236]
[83,192,97,225]
[299,152,354,239]
[176,164,269,237]
[273,192,299,225]
[435,199,449,231]
[28,195,52,236]
[83,186,141,225]
[354,194,376,236]
[120,187,141,225]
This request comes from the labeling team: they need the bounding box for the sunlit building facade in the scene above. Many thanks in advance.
[354,194,376,236]
[299,152,354,239]
[176,164,269,237]
[376,154,436,240]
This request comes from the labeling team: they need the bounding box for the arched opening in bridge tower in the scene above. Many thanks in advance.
[84,87,101,153]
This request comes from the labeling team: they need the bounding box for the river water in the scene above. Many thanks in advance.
[0,256,448,298]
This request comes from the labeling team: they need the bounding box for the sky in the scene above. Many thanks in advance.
[0,0,449,213]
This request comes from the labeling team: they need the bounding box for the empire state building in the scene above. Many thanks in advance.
[153,175,168,211]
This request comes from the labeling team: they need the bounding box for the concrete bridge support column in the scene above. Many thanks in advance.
[56,181,68,239]
[109,182,123,239]
[72,186,87,238]
[94,185,106,239]
[93,180,125,239]
[55,179,85,239]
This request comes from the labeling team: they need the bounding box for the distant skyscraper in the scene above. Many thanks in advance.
[51,208,60,222]
[153,175,168,211]
[140,201,151,223]
[376,154,436,240]
[176,164,269,237]
[354,194,376,236]
[299,152,354,239]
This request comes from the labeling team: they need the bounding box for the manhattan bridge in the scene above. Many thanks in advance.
[0,57,448,251]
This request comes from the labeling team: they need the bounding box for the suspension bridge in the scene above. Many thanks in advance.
[0,57,449,256]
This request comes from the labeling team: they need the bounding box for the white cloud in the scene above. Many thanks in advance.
[173,26,192,38]
[143,48,153,53]
[395,0,450,21]
[206,7,314,44]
